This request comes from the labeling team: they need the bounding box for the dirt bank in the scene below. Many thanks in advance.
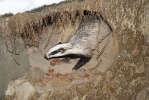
[1,0,149,99]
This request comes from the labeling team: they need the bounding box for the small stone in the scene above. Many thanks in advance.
[121,50,128,58]
[109,80,119,89]
[144,33,148,42]
[122,35,129,43]
[89,74,102,86]
[136,89,147,100]
[115,86,122,95]
[38,91,49,100]
[123,61,135,67]
[123,68,133,81]
[135,61,144,73]
[130,80,135,86]
[142,45,147,53]
[48,68,54,73]
[146,68,149,82]
[5,77,27,97]
[44,82,53,91]
[145,87,149,92]
[85,72,90,79]
[13,77,27,86]
[131,46,139,56]
[105,70,113,81]
[102,85,111,95]
[16,82,36,100]
[135,77,141,86]
[5,85,15,96]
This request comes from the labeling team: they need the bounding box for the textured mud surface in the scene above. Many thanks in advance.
[0,0,149,100]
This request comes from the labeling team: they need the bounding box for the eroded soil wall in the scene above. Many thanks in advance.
[0,0,149,99]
